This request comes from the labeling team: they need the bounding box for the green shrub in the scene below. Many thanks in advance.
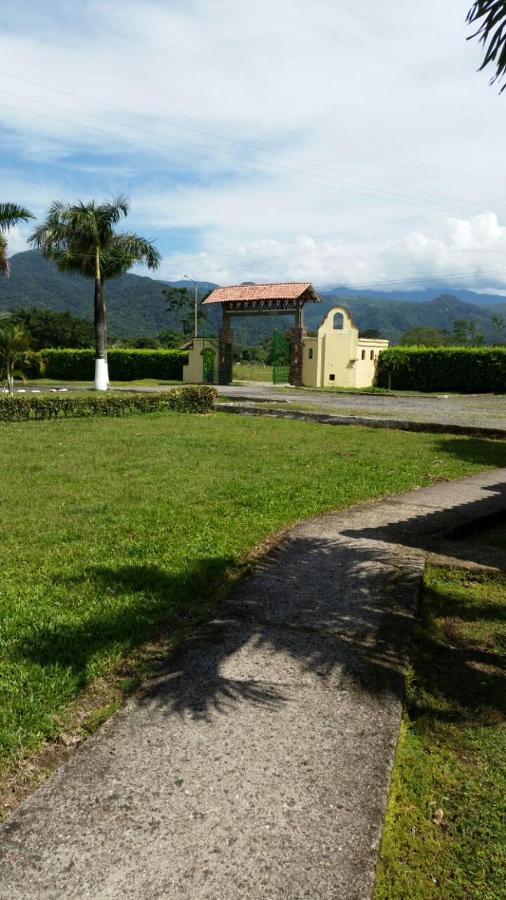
[22,351,45,379]
[0,386,216,422]
[376,347,506,393]
[40,348,188,381]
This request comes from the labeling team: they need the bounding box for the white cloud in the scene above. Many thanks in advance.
[3,0,506,291]
[152,212,506,290]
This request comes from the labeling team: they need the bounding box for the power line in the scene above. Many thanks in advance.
[0,90,470,211]
[0,69,470,210]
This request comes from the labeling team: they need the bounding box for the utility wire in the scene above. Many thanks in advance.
[0,90,469,211]
[0,70,470,209]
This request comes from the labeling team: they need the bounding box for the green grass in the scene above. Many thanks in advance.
[0,413,505,787]
[375,566,506,899]
[232,363,272,381]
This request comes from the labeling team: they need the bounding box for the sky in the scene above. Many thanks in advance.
[2,0,506,291]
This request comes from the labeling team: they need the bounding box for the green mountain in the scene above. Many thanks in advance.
[1,251,505,345]
[0,251,220,337]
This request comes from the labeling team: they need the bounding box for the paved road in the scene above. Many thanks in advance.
[218,383,506,431]
[1,470,504,899]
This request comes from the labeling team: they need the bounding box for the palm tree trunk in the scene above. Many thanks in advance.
[94,248,109,390]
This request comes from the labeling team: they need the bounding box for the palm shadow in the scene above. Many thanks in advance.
[17,535,416,720]
[17,460,506,723]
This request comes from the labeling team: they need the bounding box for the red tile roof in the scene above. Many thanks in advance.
[203,282,321,304]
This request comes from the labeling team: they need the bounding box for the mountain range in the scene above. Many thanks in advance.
[1,251,505,345]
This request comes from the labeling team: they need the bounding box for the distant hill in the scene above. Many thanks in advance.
[0,251,220,337]
[321,284,506,308]
[1,251,504,344]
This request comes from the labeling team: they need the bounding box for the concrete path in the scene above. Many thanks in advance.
[1,470,505,900]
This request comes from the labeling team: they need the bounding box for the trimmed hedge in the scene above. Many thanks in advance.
[376,347,506,393]
[39,348,188,381]
[0,386,217,422]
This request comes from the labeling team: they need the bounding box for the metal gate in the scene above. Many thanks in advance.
[272,331,291,384]
[202,336,217,384]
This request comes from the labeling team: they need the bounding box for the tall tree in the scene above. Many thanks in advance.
[162,286,207,338]
[8,307,94,349]
[0,322,31,394]
[0,204,34,276]
[467,1,506,90]
[29,197,161,390]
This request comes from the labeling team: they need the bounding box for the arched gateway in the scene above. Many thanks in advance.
[202,282,322,386]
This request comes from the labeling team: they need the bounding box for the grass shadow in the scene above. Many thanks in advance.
[408,577,506,726]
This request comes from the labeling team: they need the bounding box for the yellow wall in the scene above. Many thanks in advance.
[182,338,218,383]
[354,339,389,388]
[301,307,388,388]
[301,337,319,387]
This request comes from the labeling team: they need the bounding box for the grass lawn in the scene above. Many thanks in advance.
[232,362,273,381]
[1,412,505,801]
[375,565,506,899]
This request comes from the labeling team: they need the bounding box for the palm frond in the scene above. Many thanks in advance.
[0,203,34,232]
[110,233,161,270]
[467,0,506,90]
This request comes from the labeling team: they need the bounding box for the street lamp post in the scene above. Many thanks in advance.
[184,273,199,338]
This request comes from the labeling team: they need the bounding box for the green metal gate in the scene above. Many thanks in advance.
[272,331,291,384]
[202,336,217,384]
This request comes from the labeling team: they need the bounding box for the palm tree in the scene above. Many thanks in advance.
[467,1,506,90]
[29,197,161,390]
[0,323,31,394]
[0,203,34,276]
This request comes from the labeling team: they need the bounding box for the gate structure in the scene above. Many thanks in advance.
[201,336,218,384]
[272,331,291,384]
[202,282,322,386]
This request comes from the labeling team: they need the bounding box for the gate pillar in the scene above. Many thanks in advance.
[218,313,233,384]
[289,327,306,387]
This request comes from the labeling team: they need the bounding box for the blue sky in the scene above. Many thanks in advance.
[3,0,506,291]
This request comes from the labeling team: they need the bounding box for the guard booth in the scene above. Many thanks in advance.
[201,282,322,386]
[182,337,219,384]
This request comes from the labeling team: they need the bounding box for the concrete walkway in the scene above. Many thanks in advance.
[1,470,505,900]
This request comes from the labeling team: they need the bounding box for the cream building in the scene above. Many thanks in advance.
[301,306,389,389]
[182,305,388,389]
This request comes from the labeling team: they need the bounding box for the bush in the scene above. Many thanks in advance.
[0,386,216,422]
[376,347,506,393]
[39,348,188,381]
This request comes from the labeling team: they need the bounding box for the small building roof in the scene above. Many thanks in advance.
[203,282,321,304]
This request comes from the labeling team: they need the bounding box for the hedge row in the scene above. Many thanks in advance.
[376,347,506,393]
[35,348,188,381]
[0,386,216,422]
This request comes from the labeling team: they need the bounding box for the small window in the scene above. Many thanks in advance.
[308,348,313,359]
[361,349,366,360]
[333,312,344,331]
[370,350,374,360]
[329,373,335,381]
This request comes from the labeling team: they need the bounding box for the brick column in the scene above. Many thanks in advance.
[218,312,233,384]
[289,327,306,387]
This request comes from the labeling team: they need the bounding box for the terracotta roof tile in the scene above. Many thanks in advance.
[203,282,320,304]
